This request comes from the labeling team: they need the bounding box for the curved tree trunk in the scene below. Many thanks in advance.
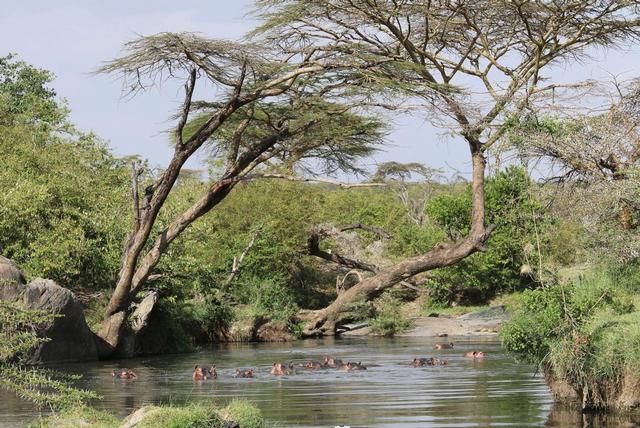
[299,150,491,336]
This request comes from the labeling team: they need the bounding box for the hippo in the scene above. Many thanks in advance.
[323,356,343,368]
[339,361,367,371]
[204,365,218,379]
[234,368,254,378]
[270,362,290,376]
[303,360,324,370]
[411,357,447,367]
[193,364,218,380]
[410,358,430,367]
[112,369,137,379]
[192,365,207,381]
[464,351,485,359]
[434,342,454,350]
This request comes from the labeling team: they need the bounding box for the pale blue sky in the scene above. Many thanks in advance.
[2,1,639,179]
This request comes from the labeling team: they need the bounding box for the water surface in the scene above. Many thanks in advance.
[1,336,561,427]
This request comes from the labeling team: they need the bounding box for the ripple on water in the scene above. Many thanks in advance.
[0,336,562,427]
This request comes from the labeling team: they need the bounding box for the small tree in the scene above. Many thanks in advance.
[0,301,97,409]
[254,0,640,335]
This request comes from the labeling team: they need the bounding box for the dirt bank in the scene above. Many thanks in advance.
[343,305,509,337]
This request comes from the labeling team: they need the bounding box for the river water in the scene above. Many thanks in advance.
[2,336,635,427]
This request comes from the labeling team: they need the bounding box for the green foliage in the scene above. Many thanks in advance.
[368,293,412,337]
[500,286,565,358]
[244,276,299,322]
[135,405,224,428]
[29,405,119,428]
[426,191,471,238]
[501,267,640,408]
[221,400,264,428]
[0,56,129,290]
[346,299,376,322]
[0,301,53,361]
[0,54,64,128]
[0,302,98,409]
[425,166,546,305]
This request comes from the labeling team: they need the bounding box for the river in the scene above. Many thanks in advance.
[1,336,634,427]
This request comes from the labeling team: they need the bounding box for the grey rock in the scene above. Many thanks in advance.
[118,406,161,428]
[0,255,26,285]
[457,305,509,321]
[0,277,98,363]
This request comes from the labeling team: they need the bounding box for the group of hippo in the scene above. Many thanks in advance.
[189,356,369,381]
[112,343,485,382]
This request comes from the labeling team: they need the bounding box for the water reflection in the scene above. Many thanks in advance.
[545,404,640,428]
[1,336,630,427]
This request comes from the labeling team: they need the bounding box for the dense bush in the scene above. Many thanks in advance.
[369,293,412,337]
[424,166,546,306]
[501,268,640,409]
[0,55,129,290]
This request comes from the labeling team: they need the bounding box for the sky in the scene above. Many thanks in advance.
[2,1,640,180]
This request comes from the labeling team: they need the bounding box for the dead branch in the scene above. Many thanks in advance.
[338,223,393,240]
[307,226,378,272]
[224,227,262,287]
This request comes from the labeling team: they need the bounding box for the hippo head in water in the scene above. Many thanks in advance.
[434,342,454,350]
[192,365,206,381]
[270,362,289,376]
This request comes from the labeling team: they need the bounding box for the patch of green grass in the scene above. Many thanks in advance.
[29,406,119,428]
[134,404,224,428]
[220,400,264,428]
[501,267,640,410]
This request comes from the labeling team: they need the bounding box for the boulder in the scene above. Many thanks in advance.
[0,255,26,285]
[256,320,293,342]
[119,406,162,428]
[0,277,98,363]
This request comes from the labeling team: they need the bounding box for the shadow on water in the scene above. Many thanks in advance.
[545,404,640,428]
[1,336,637,427]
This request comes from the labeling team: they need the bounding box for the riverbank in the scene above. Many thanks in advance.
[30,400,265,428]
[343,304,509,337]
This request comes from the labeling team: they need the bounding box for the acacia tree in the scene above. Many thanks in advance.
[508,79,640,260]
[254,0,640,336]
[96,33,386,355]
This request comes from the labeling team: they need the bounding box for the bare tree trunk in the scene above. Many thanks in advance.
[299,148,492,336]
[98,130,286,354]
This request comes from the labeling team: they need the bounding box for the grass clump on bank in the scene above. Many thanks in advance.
[221,400,265,428]
[132,404,225,428]
[500,268,640,411]
[30,401,267,428]
[29,406,119,428]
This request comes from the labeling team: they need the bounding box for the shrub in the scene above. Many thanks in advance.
[221,400,264,428]
[369,293,412,337]
[29,406,119,428]
[501,267,640,410]
[0,302,98,410]
[134,405,224,428]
